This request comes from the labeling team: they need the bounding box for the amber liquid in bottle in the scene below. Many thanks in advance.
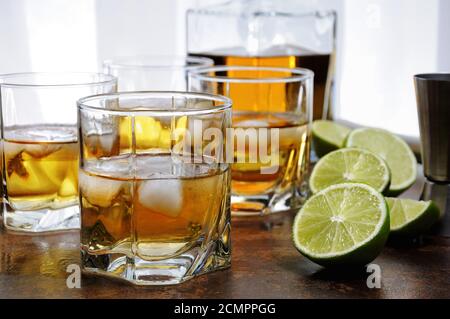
[189,45,334,120]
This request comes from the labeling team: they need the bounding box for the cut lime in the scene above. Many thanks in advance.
[293,183,390,267]
[386,198,440,236]
[312,120,351,158]
[310,148,391,195]
[345,128,417,196]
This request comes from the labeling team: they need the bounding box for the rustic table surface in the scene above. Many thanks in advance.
[1,178,449,299]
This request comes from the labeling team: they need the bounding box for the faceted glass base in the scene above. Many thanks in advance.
[231,184,309,216]
[82,237,231,285]
[3,205,80,233]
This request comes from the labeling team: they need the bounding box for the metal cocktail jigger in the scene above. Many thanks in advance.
[414,74,450,225]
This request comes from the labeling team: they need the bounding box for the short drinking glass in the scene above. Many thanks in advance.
[0,72,117,233]
[78,91,232,285]
[189,66,313,215]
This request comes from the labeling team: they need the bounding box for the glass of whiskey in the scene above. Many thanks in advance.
[0,73,117,233]
[78,91,232,285]
[189,66,313,215]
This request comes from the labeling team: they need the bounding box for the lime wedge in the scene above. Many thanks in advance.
[312,120,351,158]
[346,128,417,196]
[293,183,390,267]
[386,198,440,236]
[310,148,391,195]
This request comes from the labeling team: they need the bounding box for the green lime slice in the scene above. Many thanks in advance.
[310,148,391,195]
[345,128,417,196]
[312,120,351,158]
[386,198,440,236]
[293,183,390,267]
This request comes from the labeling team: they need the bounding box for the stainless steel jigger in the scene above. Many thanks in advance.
[414,74,450,233]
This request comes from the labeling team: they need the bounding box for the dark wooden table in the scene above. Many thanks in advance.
[1,179,449,299]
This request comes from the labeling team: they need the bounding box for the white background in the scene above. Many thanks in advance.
[1,0,449,139]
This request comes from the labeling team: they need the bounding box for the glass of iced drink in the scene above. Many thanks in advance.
[78,91,232,285]
[0,73,117,233]
[189,66,313,215]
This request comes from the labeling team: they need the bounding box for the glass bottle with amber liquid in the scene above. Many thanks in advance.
[187,0,337,121]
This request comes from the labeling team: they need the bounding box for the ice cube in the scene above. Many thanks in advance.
[79,171,124,208]
[5,155,61,196]
[182,173,222,226]
[138,179,182,218]
[25,144,61,158]
[5,148,27,178]
[58,176,78,197]
[98,133,116,153]
[83,133,117,156]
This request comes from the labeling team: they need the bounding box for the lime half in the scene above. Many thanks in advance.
[346,128,417,196]
[312,120,351,158]
[310,148,391,194]
[293,183,390,267]
[386,198,440,236]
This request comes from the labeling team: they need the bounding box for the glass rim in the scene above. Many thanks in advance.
[414,73,450,82]
[0,72,117,88]
[188,7,336,19]
[188,66,314,83]
[103,55,214,71]
[77,91,232,117]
